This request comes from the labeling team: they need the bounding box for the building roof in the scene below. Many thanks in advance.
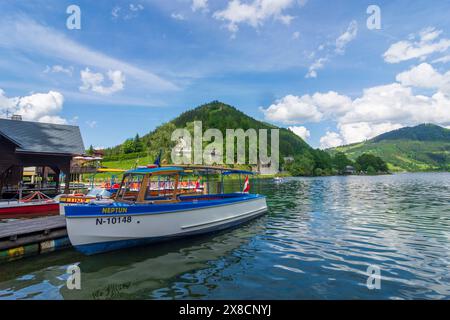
[0,119,85,155]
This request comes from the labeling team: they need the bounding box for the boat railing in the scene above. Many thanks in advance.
[0,199,20,205]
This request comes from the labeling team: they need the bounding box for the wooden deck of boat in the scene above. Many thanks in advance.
[0,216,67,251]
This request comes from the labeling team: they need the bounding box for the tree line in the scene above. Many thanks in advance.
[285,151,389,176]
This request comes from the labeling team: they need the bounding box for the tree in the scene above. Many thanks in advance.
[313,149,333,171]
[122,139,135,154]
[332,152,354,173]
[133,134,144,153]
[87,145,95,155]
[287,154,316,176]
[355,153,388,174]
[367,165,376,175]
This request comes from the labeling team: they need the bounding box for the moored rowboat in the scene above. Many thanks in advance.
[0,191,59,219]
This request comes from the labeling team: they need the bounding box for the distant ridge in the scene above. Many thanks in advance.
[330,124,450,172]
[372,124,450,142]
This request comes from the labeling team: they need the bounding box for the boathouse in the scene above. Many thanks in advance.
[0,118,86,196]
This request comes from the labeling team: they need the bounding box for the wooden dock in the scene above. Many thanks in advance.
[0,216,70,262]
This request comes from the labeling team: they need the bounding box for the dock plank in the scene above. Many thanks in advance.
[0,216,66,239]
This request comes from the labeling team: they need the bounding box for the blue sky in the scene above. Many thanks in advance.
[1,0,450,149]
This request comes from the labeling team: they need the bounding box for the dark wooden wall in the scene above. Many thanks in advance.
[0,135,72,196]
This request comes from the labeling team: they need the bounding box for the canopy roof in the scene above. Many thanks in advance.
[126,167,183,174]
[125,165,256,176]
[96,168,126,173]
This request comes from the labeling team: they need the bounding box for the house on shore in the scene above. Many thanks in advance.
[343,165,356,175]
[0,117,88,197]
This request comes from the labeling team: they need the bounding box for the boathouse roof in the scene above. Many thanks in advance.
[0,119,85,155]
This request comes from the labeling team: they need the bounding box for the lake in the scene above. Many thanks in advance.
[0,173,449,299]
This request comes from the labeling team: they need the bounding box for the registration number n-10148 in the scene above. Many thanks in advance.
[96,216,132,225]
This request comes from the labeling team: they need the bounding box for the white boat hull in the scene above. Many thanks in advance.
[66,196,267,254]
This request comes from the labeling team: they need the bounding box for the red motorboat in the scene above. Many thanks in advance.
[0,191,59,219]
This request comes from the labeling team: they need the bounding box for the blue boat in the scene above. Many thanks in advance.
[65,166,268,255]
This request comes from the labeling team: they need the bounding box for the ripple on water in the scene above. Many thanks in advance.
[0,173,449,299]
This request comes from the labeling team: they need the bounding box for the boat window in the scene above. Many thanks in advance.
[116,174,144,202]
[143,174,178,199]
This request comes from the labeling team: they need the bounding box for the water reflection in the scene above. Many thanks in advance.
[0,173,449,299]
[0,218,265,300]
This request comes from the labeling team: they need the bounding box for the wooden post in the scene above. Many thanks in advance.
[172,174,179,201]
[59,164,71,194]
[42,166,48,188]
[136,174,149,203]
[51,167,61,193]
[0,166,12,199]
[64,171,71,194]
[0,171,4,200]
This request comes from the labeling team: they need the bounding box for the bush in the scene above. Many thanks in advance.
[355,153,389,174]
[103,151,148,162]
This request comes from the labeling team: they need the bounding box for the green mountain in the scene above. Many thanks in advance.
[103,101,314,169]
[330,124,450,172]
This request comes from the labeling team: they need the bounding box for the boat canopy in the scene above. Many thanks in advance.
[96,168,126,173]
[222,170,255,176]
[161,165,256,176]
[124,165,256,176]
[125,167,184,175]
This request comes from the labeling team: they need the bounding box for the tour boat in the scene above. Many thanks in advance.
[0,191,59,219]
[65,166,268,255]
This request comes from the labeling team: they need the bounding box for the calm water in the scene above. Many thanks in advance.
[1,173,450,300]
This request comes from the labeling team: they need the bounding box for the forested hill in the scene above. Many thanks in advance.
[103,101,313,165]
[330,124,450,172]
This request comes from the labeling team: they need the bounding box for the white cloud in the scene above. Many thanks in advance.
[396,62,450,93]
[305,21,358,78]
[86,120,97,128]
[112,4,144,20]
[0,17,177,91]
[125,3,144,19]
[383,27,450,63]
[80,68,125,95]
[305,57,327,78]
[292,31,300,40]
[339,83,450,125]
[171,13,186,21]
[192,0,208,12]
[264,63,450,145]
[112,6,121,19]
[0,88,67,124]
[331,82,450,143]
[288,126,310,141]
[432,55,450,64]
[129,4,144,12]
[261,91,351,123]
[213,0,296,34]
[320,131,343,149]
[44,65,73,76]
[266,28,450,145]
[338,122,404,145]
[335,20,358,54]
[261,94,322,124]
